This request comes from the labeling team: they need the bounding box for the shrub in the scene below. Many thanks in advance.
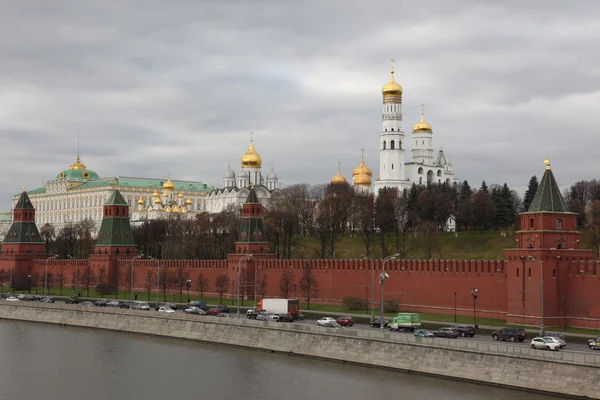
[384,298,400,313]
[342,296,366,311]
[96,283,117,295]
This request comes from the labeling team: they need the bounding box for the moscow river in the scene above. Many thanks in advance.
[0,320,563,400]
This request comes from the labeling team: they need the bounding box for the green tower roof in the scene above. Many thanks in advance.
[15,190,34,209]
[105,190,128,206]
[528,163,566,213]
[4,191,43,244]
[95,190,135,247]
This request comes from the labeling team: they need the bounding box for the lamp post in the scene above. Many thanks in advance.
[155,259,160,308]
[253,264,259,309]
[27,275,31,294]
[237,254,253,318]
[66,255,77,296]
[186,279,192,303]
[129,254,143,308]
[380,254,399,330]
[453,291,457,323]
[528,256,545,336]
[362,255,376,324]
[471,289,479,329]
[45,255,58,296]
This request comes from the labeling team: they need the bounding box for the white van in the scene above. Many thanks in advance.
[131,301,150,311]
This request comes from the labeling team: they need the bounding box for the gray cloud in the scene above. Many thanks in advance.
[1,0,599,207]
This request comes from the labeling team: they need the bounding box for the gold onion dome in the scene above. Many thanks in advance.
[382,67,403,97]
[162,191,168,197]
[185,198,193,205]
[69,156,87,170]
[152,190,159,198]
[241,139,262,168]
[154,197,162,204]
[352,157,372,177]
[413,107,432,133]
[177,191,184,198]
[163,179,175,191]
[137,197,144,205]
[354,170,371,186]
[331,162,347,185]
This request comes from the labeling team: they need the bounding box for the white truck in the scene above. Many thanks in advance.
[258,299,300,317]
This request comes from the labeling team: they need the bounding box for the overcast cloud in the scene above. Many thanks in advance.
[1,0,599,210]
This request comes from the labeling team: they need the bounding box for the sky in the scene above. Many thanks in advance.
[1,0,599,210]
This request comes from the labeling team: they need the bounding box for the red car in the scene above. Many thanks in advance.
[206,307,220,316]
[336,316,354,326]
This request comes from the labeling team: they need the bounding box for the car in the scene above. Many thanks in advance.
[64,297,79,304]
[544,334,566,348]
[492,327,526,342]
[588,336,600,350]
[257,312,279,322]
[542,336,565,349]
[106,301,120,308]
[530,337,561,351]
[336,316,354,327]
[277,313,295,322]
[131,301,151,311]
[433,327,459,338]
[295,313,305,321]
[320,321,344,329]
[119,301,132,309]
[215,313,232,318]
[184,306,206,315]
[246,308,265,319]
[94,299,108,307]
[369,318,389,328]
[316,317,337,327]
[5,296,19,302]
[39,296,54,303]
[452,325,475,337]
[80,301,95,307]
[215,305,229,313]
[157,306,175,313]
[414,329,435,338]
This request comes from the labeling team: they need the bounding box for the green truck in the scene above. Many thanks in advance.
[388,313,421,332]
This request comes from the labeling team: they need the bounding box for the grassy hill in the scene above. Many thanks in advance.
[288,231,593,260]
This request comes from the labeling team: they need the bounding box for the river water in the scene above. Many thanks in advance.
[0,320,563,400]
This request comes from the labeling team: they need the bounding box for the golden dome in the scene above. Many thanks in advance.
[154,197,162,204]
[382,64,403,98]
[152,190,159,198]
[137,197,144,205]
[413,106,432,133]
[352,153,372,177]
[185,198,193,205]
[354,170,372,186]
[162,191,168,198]
[331,162,347,185]
[163,179,175,191]
[69,156,87,170]
[241,139,262,168]
[177,191,184,198]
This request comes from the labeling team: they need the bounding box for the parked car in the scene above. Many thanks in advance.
[40,296,54,303]
[320,321,343,329]
[452,325,475,337]
[246,308,265,319]
[295,313,305,321]
[588,336,600,350]
[206,307,220,316]
[119,301,132,309]
[492,327,527,342]
[257,312,279,322]
[157,306,175,313]
[215,305,229,313]
[5,296,19,302]
[106,301,120,308]
[131,301,150,311]
[433,327,459,338]
[544,334,566,348]
[65,297,79,304]
[414,329,435,338]
[80,301,95,307]
[316,317,337,327]
[277,313,295,322]
[184,306,206,315]
[336,316,354,327]
[369,318,389,328]
[530,337,561,351]
[94,299,108,307]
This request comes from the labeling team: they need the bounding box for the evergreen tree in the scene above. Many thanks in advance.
[522,175,538,212]
[480,180,488,193]
[456,181,473,231]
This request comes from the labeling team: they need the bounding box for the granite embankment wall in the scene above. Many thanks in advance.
[1,303,599,398]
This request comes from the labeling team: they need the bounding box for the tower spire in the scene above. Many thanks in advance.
[390,58,395,75]
[77,130,80,160]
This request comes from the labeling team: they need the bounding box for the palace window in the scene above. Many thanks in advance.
[516,269,519,278]
[556,218,563,229]
[391,140,395,149]
[529,218,534,229]
[383,141,386,150]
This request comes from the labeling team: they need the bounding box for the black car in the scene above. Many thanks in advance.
[369,318,390,328]
[39,296,54,303]
[94,299,108,307]
[295,313,305,321]
[64,297,79,304]
[120,301,132,309]
[452,325,475,337]
[492,327,526,342]
[80,301,95,307]
[106,301,120,307]
[433,327,459,338]
[246,308,265,319]
[277,313,295,322]
[216,305,230,313]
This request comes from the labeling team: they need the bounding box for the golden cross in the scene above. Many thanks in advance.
[421,104,425,117]
[337,161,341,172]
[361,148,365,159]
[227,159,231,170]
[250,132,254,142]
[390,58,395,73]
[22,185,26,192]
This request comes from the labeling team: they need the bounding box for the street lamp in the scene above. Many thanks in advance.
[528,256,545,336]
[27,275,31,294]
[45,255,58,296]
[237,254,253,318]
[186,279,192,303]
[471,289,479,329]
[66,255,76,296]
[362,255,376,324]
[129,254,143,307]
[380,254,399,330]
[453,291,457,323]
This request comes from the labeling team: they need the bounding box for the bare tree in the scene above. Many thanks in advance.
[159,269,169,301]
[417,220,442,259]
[196,273,209,300]
[586,200,600,259]
[98,266,107,285]
[298,264,319,310]
[56,269,67,296]
[215,274,230,304]
[39,223,56,255]
[82,265,96,297]
[144,270,154,301]
[279,268,294,298]
[258,274,268,299]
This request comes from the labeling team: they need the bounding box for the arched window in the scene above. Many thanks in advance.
[392,164,394,169]
[383,141,386,150]
[419,177,422,184]
[516,269,520,278]
[391,128,394,131]
[390,140,395,149]
[399,141,402,149]
[528,268,531,278]
[553,269,556,278]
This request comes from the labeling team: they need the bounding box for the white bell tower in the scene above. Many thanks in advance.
[374,60,408,196]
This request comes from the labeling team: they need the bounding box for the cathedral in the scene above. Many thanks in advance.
[332,63,459,195]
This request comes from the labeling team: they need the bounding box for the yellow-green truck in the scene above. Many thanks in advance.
[388,313,421,332]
